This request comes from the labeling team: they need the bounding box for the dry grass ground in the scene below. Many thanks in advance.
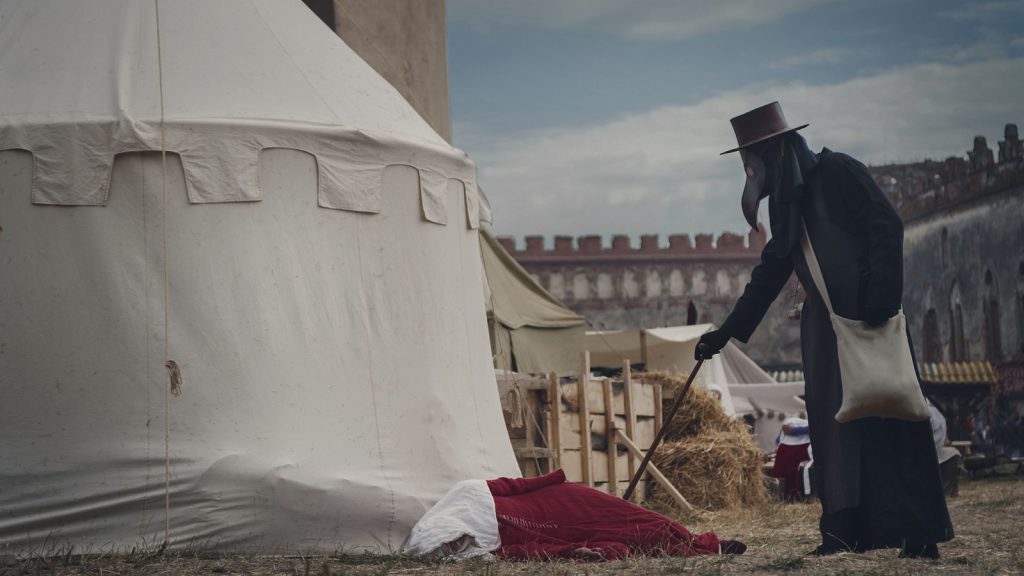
[4,475,1022,576]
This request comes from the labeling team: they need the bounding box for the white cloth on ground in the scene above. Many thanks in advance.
[403,479,500,560]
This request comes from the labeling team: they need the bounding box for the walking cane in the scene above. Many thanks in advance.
[622,357,705,501]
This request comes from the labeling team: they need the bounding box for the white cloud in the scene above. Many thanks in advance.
[945,40,1007,63]
[448,0,829,41]
[769,47,865,69]
[470,58,1024,239]
[940,1,1024,22]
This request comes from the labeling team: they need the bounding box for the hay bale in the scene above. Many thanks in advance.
[637,371,768,510]
[652,432,769,510]
[635,371,742,438]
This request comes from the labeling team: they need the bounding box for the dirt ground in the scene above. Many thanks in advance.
[4,475,1022,576]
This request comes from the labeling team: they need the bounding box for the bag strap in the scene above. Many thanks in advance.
[800,221,835,314]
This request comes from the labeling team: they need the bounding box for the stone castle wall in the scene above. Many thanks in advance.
[498,226,803,367]
[897,124,1024,364]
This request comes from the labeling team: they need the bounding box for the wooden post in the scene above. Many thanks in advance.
[522,378,536,476]
[653,382,663,436]
[579,351,593,487]
[547,372,561,471]
[616,429,694,512]
[622,360,638,502]
[602,379,617,496]
[639,331,648,367]
[623,359,703,502]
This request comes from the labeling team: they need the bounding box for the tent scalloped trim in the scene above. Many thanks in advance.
[1,121,483,228]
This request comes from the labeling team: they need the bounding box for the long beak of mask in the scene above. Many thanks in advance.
[739,148,767,230]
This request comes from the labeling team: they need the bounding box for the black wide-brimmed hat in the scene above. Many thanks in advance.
[720,101,808,155]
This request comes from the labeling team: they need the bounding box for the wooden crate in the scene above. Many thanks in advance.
[497,355,663,501]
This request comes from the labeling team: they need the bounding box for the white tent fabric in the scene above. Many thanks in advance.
[586,325,805,451]
[0,0,517,554]
[587,324,740,415]
[402,480,499,560]
[0,0,483,223]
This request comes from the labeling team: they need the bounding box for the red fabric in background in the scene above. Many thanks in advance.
[487,469,721,560]
[771,443,810,500]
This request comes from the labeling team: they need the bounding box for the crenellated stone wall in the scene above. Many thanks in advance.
[498,228,766,262]
[498,226,803,367]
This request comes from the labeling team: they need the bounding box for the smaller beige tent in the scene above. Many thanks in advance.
[586,325,805,451]
[480,230,586,374]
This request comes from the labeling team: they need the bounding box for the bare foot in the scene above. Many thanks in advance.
[574,547,605,560]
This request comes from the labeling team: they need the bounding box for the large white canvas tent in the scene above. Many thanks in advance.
[480,229,586,374]
[0,0,518,553]
[586,325,805,451]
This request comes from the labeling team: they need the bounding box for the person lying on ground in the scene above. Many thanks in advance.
[404,469,746,560]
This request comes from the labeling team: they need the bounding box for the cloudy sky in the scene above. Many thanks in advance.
[445,0,1024,242]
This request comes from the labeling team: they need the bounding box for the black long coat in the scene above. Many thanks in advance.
[722,149,954,547]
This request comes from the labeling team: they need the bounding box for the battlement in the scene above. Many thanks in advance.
[871,123,1024,222]
[497,225,767,262]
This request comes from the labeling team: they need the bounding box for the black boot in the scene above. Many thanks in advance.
[720,540,747,555]
[813,508,866,555]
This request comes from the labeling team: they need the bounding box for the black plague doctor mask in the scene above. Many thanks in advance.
[722,102,816,258]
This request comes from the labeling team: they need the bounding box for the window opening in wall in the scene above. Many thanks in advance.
[687,301,698,326]
[646,269,662,298]
[922,308,941,363]
[983,269,1002,362]
[597,272,613,299]
[941,228,949,269]
[669,270,684,297]
[573,272,590,301]
[715,269,730,297]
[949,281,966,361]
[549,273,565,301]
[1017,262,1024,354]
[622,270,639,299]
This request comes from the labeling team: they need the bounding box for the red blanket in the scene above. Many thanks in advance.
[487,470,721,560]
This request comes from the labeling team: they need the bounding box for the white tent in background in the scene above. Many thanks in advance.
[0,0,517,553]
[586,325,805,451]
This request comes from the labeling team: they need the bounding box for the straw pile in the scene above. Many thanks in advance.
[637,371,768,511]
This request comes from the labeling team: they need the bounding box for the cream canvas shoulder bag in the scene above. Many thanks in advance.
[800,223,931,423]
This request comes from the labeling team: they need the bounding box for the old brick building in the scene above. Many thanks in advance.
[500,125,1024,369]
[888,124,1024,365]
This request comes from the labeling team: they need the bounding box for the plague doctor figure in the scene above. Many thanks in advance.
[696,102,953,558]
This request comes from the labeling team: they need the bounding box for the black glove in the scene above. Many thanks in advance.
[863,307,896,328]
[695,329,731,360]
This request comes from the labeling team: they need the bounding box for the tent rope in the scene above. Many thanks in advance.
[585,318,629,365]
[154,0,173,547]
